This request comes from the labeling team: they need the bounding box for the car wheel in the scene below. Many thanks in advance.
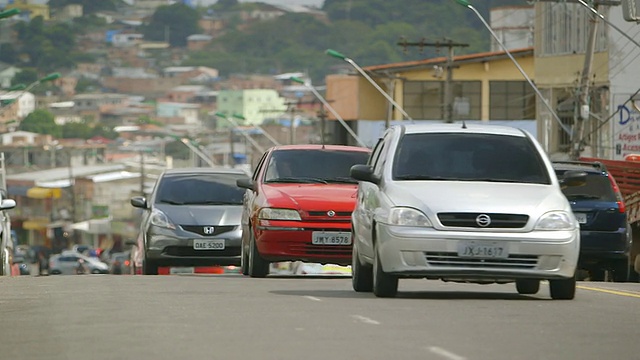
[91,269,101,275]
[248,231,269,278]
[352,236,373,292]
[372,242,398,298]
[611,259,630,282]
[240,236,249,276]
[49,270,61,275]
[515,279,540,295]
[143,257,158,275]
[549,275,576,300]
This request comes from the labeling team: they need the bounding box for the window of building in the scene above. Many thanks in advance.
[540,3,608,56]
[403,81,481,120]
[490,81,536,120]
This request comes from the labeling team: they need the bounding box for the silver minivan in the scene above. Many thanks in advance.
[350,123,586,299]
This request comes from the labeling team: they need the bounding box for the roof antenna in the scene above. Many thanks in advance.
[462,120,467,129]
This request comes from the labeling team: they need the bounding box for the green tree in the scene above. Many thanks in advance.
[0,44,17,64]
[75,77,101,93]
[164,140,191,160]
[90,125,118,140]
[48,0,117,14]
[19,109,61,137]
[142,4,202,47]
[14,16,76,72]
[11,68,38,88]
[61,121,92,139]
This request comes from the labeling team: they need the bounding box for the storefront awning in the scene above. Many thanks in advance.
[23,219,50,230]
[26,187,62,199]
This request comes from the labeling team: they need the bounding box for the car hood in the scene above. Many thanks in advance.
[155,204,243,225]
[386,181,571,215]
[262,184,358,210]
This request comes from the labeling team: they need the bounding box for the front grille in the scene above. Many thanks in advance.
[308,211,352,217]
[181,225,236,236]
[163,246,240,257]
[424,252,538,269]
[438,213,529,228]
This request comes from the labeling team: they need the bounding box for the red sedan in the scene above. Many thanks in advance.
[236,144,371,277]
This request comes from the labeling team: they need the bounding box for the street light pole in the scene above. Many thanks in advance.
[326,49,413,122]
[454,0,572,138]
[0,72,61,119]
[290,77,367,147]
[232,113,281,146]
[214,112,266,153]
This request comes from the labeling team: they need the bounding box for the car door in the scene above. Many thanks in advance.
[58,255,78,275]
[355,135,391,260]
[241,151,268,247]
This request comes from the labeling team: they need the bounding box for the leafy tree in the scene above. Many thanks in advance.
[211,0,240,10]
[75,77,101,93]
[90,125,118,140]
[19,109,62,138]
[164,140,191,160]
[142,4,202,47]
[48,0,117,14]
[11,68,38,88]
[61,121,92,139]
[13,16,76,72]
[0,44,17,64]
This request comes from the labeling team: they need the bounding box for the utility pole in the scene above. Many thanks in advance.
[398,38,469,122]
[570,3,599,159]
[317,107,328,144]
[289,104,296,145]
[68,150,76,223]
[139,151,145,197]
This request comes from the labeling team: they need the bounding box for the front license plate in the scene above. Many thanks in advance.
[193,239,225,250]
[574,213,587,224]
[311,231,352,245]
[457,241,508,259]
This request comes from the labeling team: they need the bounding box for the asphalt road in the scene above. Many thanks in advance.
[1,273,639,360]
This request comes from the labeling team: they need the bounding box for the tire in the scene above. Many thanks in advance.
[610,259,630,282]
[372,242,398,298]
[352,237,373,292]
[549,276,576,300]
[248,231,269,278]
[143,257,158,275]
[515,279,540,295]
[240,237,249,276]
[49,270,61,275]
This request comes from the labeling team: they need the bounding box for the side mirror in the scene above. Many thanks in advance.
[0,198,16,210]
[236,178,255,191]
[130,196,147,209]
[350,164,379,184]
[560,170,588,188]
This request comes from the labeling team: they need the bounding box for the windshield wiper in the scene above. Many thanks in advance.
[159,199,184,205]
[186,201,241,205]
[323,176,358,184]
[266,177,328,184]
[464,178,522,183]
[395,175,450,180]
[565,194,601,200]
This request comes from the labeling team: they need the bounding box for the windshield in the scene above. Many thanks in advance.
[264,149,370,183]
[392,132,551,184]
[555,172,617,201]
[155,172,248,205]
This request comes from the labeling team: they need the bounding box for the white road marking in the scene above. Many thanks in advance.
[351,314,380,325]
[303,295,322,302]
[428,346,467,360]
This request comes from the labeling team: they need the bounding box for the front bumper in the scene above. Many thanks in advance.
[146,231,242,267]
[255,220,352,265]
[376,224,580,281]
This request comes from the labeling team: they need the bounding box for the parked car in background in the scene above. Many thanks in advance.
[108,251,131,275]
[130,167,251,275]
[236,144,371,278]
[553,161,634,282]
[48,251,109,275]
[0,196,17,276]
[350,123,586,299]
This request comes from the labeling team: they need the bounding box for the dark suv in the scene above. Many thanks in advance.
[553,161,632,282]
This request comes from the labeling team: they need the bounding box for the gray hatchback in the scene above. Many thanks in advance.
[131,168,250,275]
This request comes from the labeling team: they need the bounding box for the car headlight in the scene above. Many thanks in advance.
[535,211,574,230]
[258,208,301,221]
[150,209,176,229]
[387,207,432,227]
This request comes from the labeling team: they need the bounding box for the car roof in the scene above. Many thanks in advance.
[268,144,371,152]
[161,167,250,176]
[397,122,528,137]
[551,161,606,174]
